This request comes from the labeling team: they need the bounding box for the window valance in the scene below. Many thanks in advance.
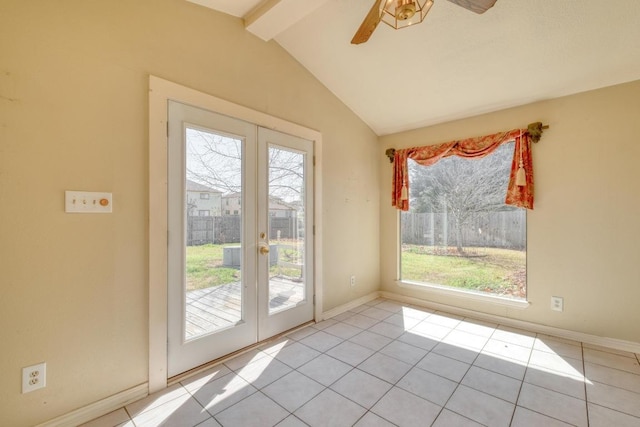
[391,128,536,211]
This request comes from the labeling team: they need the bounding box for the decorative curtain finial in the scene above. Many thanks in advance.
[385,148,396,163]
[527,122,549,143]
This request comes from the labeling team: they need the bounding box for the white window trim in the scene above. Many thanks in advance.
[395,280,530,309]
[396,145,528,310]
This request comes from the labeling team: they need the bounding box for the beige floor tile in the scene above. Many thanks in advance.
[262,371,324,412]
[357,352,412,384]
[270,341,321,369]
[446,385,515,427]
[586,381,640,418]
[275,415,308,427]
[396,366,457,406]
[214,391,288,427]
[461,366,522,403]
[517,382,587,426]
[353,412,395,426]
[326,340,375,366]
[492,326,536,348]
[455,319,498,338]
[360,306,395,321]
[191,373,257,415]
[371,386,441,427]
[299,330,343,352]
[379,340,428,365]
[396,331,439,351]
[235,356,293,389]
[349,330,393,351]
[534,336,583,359]
[294,389,366,427]
[473,352,527,380]
[322,322,362,340]
[297,353,352,386]
[584,348,640,374]
[483,339,532,364]
[342,313,380,330]
[432,409,485,427]
[331,369,393,409]
[417,352,471,382]
[584,361,640,393]
[511,406,573,427]
[130,394,211,427]
[524,366,586,399]
[588,402,640,427]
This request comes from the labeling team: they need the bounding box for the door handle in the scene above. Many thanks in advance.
[259,245,270,255]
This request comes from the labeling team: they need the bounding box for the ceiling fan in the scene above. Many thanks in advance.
[351,0,498,44]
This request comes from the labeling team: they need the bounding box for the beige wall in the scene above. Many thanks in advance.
[379,80,640,343]
[0,1,379,425]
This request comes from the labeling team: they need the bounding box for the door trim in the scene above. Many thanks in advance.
[149,76,323,393]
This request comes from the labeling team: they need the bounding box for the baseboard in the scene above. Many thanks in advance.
[36,383,148,427]
[321,291,381,320]
[380,291,640,354]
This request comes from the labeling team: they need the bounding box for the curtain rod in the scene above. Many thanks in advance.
[384,122,549,163]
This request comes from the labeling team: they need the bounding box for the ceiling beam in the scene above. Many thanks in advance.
[244,0,331,41]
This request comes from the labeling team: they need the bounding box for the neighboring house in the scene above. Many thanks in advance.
[269,197,297,218]
[222,193,297,218]
[186,180,222,217]
[221,192,242,216]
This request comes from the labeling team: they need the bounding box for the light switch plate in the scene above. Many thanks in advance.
[65,191,112,213]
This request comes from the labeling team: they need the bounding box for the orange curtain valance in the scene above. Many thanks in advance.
[392,129,534,211]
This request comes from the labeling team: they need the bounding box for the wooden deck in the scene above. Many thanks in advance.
[185,278,305,339]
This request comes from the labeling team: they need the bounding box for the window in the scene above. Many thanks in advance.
[198,210,210,216]
[400,142,526,300]
[200,193,209,199]
[233,210,239,215]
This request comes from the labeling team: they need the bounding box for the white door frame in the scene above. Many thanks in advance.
[148,76,323,392]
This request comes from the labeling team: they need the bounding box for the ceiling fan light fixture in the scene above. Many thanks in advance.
[381,0,434,30]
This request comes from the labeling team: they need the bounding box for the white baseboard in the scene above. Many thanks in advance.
[36,383,148,427]
[380,291,640,354]
[321,291,381,320]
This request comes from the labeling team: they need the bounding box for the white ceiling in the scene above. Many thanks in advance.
[187,0,640,135]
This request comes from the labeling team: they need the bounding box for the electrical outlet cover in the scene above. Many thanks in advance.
[22,362,46,393]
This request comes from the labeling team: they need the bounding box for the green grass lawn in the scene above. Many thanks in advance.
[186,242,303,291]
[401,246,526,298]
[186,244,239,291]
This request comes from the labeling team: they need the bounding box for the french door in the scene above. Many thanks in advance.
[167,101,314,377]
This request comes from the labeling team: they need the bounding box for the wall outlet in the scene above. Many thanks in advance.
[551,296,564,312]
[22,362,46,393]
[350,275,356,287]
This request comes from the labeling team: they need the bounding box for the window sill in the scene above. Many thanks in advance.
[395,280,530,309]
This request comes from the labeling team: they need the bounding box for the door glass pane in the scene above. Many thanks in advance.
[184,127,243,340]
[268,145,306,314]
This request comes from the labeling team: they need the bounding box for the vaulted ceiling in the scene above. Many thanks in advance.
[187,0,640,135]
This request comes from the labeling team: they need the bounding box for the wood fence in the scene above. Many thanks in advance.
[187,216,297,246]
[401,210,526,250]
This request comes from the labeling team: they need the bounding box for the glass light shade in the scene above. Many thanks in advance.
[380,0,434,30]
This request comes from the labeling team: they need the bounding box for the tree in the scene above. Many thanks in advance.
[185,129,304,204]
[409,142,516,254]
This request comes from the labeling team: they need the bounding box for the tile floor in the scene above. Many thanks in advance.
[83,298,640,427]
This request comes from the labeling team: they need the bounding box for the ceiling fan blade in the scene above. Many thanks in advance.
[446,0,497,14]
[351,0,384,45]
